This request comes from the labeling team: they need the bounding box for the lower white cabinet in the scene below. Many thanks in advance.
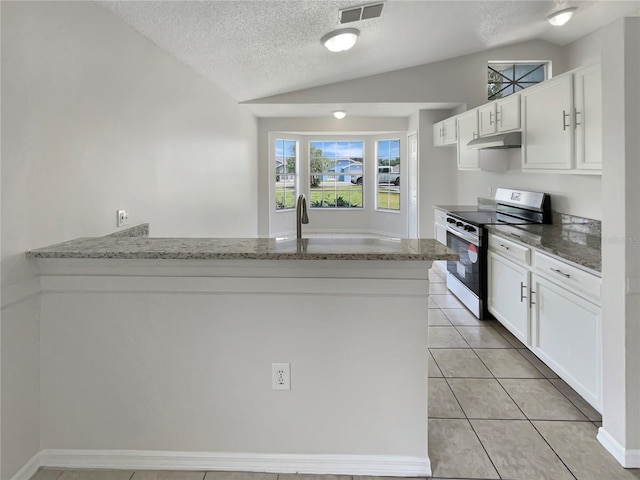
[531,273,602,410]
[487,251,530,344]
[488,233,602,412]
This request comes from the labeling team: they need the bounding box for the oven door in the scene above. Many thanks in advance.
[446,229,482,298]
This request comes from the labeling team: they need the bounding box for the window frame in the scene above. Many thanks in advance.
[375,138,401,213]
[487,61,550,100]
[274,138,298,212]
[308,139,365,210]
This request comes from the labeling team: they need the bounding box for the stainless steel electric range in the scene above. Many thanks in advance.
[445,188,551,319]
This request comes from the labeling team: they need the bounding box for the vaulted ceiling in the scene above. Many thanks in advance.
[100,1,639,105]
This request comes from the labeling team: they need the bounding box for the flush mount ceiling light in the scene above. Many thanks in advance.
[545,6,577,26]
[333,110,347,119]
[321,28,360,52]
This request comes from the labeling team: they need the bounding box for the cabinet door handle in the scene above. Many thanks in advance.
[530,290,536,307]
[550,267,571,278]
[499,244,510,250]
[574,109,581,127]
[489,111,494,126]
[520,282,527,303]
[562,110,571,130]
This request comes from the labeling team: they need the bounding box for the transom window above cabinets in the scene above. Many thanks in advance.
[488,62,549,100]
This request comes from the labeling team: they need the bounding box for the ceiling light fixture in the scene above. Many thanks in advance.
[545,6,577,26]
[321,28,360,52]
[333,110,347,119]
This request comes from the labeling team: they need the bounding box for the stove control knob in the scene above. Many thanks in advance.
[456,222,464,227]
[464,225,476,232]
[447,218,456,224]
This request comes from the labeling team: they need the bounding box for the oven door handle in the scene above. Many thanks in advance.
[446,226,480,246]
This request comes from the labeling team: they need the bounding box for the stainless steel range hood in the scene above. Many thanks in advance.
[467,131,521,149]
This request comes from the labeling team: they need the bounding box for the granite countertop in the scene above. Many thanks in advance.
[26,236,458,262]
[487,224,601,273]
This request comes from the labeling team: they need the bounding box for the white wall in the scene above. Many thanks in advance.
[599,16,640,465]
[417,111,458,238]
[37,260,431,474]
[249,39,568,111]
[566,29,602,70]
[257,117,408,237]
[251,39,606,221]
[456,156,603,220]
[1,2,257,479]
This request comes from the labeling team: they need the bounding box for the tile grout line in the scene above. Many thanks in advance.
[529,420,580,480]
[440,374,503,479]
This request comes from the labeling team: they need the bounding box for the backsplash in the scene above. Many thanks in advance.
[552,212,601,236]
[107,223,149,237]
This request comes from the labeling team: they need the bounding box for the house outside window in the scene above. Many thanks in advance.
[488,62,549,100]
[376,139,400,212]
[309,141,363,209]
[275,139,296,210]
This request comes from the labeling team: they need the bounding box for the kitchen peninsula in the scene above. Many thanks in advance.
[26,229,456,477]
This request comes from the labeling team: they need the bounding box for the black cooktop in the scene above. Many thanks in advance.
[448,210,540,227]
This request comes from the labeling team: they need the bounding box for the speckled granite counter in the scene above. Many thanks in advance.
[26,236,458,261]
[487,224,601,273]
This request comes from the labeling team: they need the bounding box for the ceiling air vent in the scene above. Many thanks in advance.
[339,3,384,24]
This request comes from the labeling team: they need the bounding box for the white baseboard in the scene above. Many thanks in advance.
[9,451,43,480]
[32,449,431,477]
[597,427,640,468]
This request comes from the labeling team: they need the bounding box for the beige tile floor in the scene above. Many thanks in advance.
[426,267,640,480]
[26,269,640,480]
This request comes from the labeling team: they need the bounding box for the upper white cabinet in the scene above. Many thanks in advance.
[574,64,602,171]
[521,65,602,173]
[456,109,479,170]
[496,94,521,132]
[521,74,574,170]
[478,94,521,137]
[432,63,600,173]
[433,117,457,146]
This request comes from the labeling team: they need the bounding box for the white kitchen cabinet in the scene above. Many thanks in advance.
[521,65,601,174]
[433,117,457,146]
[487,250,531,345]
[531,273,602,411]
[478,94,521,137]
[478,103,497,137]
[521,73,574,170]
[488,233,602,411]
[496,93,521,132]
[456,109,479,170]
[434,208,448,245]
[574,64,602,171]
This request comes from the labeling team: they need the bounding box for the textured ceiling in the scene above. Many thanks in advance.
[100,0,639,103]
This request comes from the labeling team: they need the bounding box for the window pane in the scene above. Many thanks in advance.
[275,139,296,211]
[376,139,400,211]
[310,140,364,209]
[488,62,548,100]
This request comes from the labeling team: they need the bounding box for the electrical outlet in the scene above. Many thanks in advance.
[272,362,291,390]
[117,209,129,227]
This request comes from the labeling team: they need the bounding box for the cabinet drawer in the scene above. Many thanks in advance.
[435,208,447,225]
[488,234,530,265]
[534,251,601,302]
